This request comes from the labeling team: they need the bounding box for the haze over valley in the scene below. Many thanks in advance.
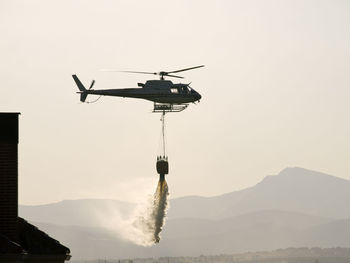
[20,167,350,259]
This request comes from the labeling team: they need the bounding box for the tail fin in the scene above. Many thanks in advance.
[80,92,88,103]
[72,75,88,102]
[72,75,86,91]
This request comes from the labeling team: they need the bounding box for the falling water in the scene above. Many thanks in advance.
[152,178,169,243]
[131,177,169,245]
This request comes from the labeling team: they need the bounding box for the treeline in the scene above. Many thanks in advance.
[72,247,350,263]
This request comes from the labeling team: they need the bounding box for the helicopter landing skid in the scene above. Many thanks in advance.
[153,103,188,113]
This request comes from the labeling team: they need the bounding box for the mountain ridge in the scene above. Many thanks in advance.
[20,167,350,225]
[18,167,350,259]
[168,167,350,220]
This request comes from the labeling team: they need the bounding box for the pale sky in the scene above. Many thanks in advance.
[1,0,349,205]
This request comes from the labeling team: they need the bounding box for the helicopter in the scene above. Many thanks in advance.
[72,65,204,112]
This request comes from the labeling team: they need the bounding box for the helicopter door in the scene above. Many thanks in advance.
[170,88,179,93]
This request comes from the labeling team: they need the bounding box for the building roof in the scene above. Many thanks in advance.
[0,233,22,254]
[0,217,71,261]
[17,217,70,256]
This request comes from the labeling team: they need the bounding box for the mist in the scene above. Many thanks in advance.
[95,178,169,246]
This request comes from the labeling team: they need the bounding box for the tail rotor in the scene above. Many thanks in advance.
[89,80,95,90]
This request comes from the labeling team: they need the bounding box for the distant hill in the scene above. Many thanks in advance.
[20,199,135,227]
[305,218,350,246]
[19,167,350,259]
[168,167,350,220]
[33,210,350,259]
[20,167,350,227]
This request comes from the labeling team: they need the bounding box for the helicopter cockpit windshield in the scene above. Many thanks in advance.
[170,85,191,94]
[177,85,191,94]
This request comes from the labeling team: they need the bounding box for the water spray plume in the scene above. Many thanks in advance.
[130,177,169,245]
[152,178,169,243]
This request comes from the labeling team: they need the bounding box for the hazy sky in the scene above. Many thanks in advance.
[1,0,349,205]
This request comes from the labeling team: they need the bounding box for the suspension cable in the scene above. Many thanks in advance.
[161,111,166,157]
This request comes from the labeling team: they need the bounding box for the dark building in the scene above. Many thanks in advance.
[0,113,71,262]
[0,113,19,243]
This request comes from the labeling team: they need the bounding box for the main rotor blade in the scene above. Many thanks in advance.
[120,70,158,75]
[100,66,204,79]
[105,70,183,78]
[166,74,184,79]
[100,69,157,75]
[100,69,119,72]
[167,65,204,74]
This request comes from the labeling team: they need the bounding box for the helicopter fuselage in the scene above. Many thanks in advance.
[76,79,201,104]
